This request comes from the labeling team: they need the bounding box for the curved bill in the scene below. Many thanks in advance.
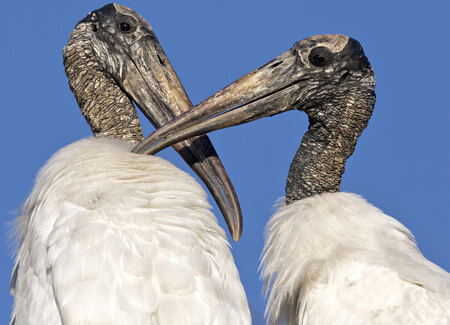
[104,5,243,241]
[132,46,303,155]
[132,34,360,155]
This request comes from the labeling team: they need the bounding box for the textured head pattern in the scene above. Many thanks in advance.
[63,4,146,142]
[285,35,376,202]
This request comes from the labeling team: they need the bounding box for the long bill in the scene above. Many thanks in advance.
[117,10,242,241]
[132,46,304,156]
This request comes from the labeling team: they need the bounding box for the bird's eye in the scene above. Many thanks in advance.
[119,22,132,33]
[311,54,325,66]
[309,47,333,67]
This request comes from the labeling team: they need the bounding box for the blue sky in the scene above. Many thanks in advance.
[1,1,449,323]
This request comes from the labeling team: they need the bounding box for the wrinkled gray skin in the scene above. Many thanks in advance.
[63,3,243,241]
[284,36,375,202]
[133,34,376,203]
[64,4,148,142]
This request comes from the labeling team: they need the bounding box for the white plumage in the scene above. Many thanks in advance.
[11,137,250,324]
[261,192,450,324]
[133,33,450,325]
[10,3,250,324]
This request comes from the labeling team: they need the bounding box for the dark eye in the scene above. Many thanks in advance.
[311,54,325,66]
[309,47,333,67]
[119,22,131,33]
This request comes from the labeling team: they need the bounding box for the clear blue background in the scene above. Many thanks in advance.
[1,1,449,323]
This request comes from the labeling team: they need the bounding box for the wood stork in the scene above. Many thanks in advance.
[10,4,250,324]
[135,34,450,324]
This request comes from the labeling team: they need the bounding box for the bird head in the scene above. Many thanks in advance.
[63,4,243,241]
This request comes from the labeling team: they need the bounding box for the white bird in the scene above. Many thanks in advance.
[135,34,450,324]
[10,4,250,324]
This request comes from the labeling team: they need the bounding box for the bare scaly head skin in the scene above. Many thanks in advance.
[285,35,375,202]
[134,34,376,202]
[63,8,143,142]
[63,4,243,240]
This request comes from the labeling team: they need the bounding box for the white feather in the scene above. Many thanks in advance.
[261,192,450,324]
[11,137,251,325]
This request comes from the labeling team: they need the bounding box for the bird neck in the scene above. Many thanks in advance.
[286,93,374,203]
[63,26,143,143]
